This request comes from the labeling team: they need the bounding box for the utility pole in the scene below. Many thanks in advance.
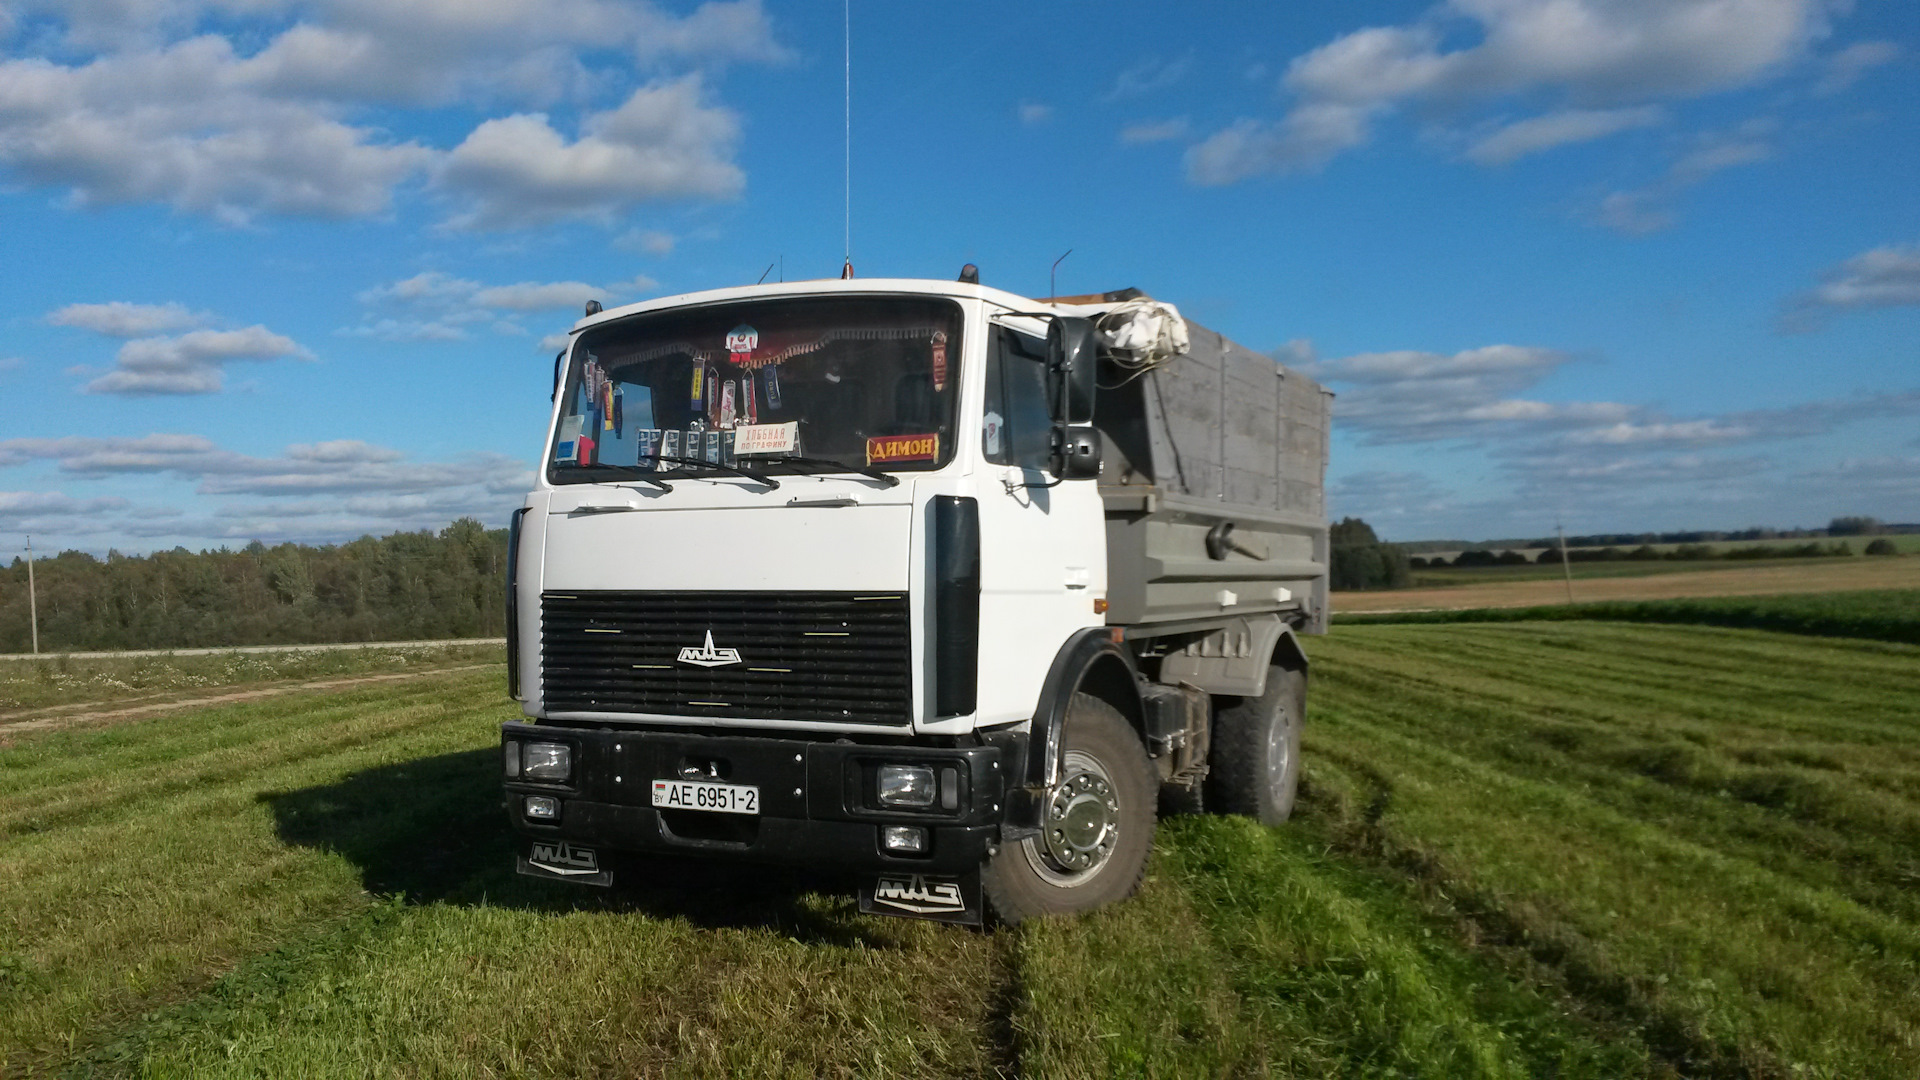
[25,535,39,655]
[1556,521,1575,605]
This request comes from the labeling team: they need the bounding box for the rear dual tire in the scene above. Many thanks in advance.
[1206,663,1304,826]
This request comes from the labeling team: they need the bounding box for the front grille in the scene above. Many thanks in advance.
[541,591,912,725]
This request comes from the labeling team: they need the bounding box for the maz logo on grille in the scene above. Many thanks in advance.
[677,629,743,667]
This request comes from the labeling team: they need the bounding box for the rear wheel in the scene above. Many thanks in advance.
[1206,663,1304,825]
[983,693,1156,924]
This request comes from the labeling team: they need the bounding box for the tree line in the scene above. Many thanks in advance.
[0,519,509,653]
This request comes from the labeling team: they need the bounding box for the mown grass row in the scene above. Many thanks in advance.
[1336,588,1920,644]
[1,669,1002,1079]
[6,622,1916,1077]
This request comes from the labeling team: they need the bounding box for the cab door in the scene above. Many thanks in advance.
[970,321,1106,728]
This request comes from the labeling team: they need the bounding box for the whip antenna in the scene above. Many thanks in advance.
[842,0,852,278]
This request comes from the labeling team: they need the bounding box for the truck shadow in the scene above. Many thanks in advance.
[260,748,896,948]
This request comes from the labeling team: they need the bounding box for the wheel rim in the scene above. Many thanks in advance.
[1266,710,1291,803]
[1022,749,1120,886]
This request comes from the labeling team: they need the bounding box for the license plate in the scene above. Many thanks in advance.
[651,779,760,815]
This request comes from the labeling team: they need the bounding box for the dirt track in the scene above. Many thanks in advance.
[1333,557,1920,613]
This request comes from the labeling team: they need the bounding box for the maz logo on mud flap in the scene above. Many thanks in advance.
[529,842,599,875]
[677,629,743,668]
[871,874,966,915]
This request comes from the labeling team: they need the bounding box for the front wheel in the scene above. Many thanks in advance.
[1206,663,1304,826]
[982,693,1156,924]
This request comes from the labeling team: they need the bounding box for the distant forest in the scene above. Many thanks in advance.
[0,519,508,653]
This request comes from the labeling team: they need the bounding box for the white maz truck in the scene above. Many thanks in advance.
[503,271,1330,924]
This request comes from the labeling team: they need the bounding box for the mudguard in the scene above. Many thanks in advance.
[1003,628,1142,833]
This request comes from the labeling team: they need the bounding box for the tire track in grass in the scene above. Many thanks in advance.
[5,669,1012,1077]
[0,675,513,1071]
[0,681,500,837]
[1304,624,1920,1077]
[1313,627,1920,925]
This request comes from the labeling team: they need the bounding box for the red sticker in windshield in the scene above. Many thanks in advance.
[867,434,940,466]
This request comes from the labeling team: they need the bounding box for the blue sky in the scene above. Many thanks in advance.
[1,0,1916,553]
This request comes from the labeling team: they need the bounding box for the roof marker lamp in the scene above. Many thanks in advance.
[877,765,936,808]
[523,742,572,782]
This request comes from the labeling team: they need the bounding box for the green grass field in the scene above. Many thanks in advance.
[1337,588,1920,644]
[3,619,1916,1077]
[1410,551,1915,589]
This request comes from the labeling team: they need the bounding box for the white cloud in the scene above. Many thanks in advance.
[1189,0,1831,183]
[0,37,436,225]
[1813,40,1900,96]
[1783,243,1920,329]
[537,333,572,354]
[83,325,315,395]
[1589,119,1776,234]
[1119,118,1189,145]
[47,301,209,337]
[616,229,676,256]
[0,1,783,225]
[1328,470,1453,532]
[344,270,658,340]
[472,280,606,311]
[286,439,405,464]
[1104,53,1192,101]
[1310,344,1623,444]
[1017,102,1053,126]
[0,490,131,517]
[0,432,531,502]
[1466,106,1665,165]
[337,318,472,343]
[437,77,743,230]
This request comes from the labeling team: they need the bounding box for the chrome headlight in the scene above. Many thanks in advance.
[876,764,936,808]
[523,742,572,782]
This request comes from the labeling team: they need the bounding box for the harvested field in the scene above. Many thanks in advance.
[3,617,1916,1077]
[1335,553,1920,611]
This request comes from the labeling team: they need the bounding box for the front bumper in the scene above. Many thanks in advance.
[502,723,1008,874]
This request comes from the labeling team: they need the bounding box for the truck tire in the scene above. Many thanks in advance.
[983,693,1156,924]
[1206,663,1303,826]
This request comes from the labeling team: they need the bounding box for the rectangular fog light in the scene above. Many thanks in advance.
[883,825,927,854]
[524,795,559,821]
[523,742,571,782]
[876,765,935,808]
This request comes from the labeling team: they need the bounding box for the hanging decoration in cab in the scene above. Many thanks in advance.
[763,365,782,410]
[726,324,759,366]
[931,330,948,392]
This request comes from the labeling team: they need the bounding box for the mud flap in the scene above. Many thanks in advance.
[858,870,982,926]
[517,840,612,887]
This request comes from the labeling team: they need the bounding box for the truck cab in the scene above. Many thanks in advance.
[503,274,1329,923]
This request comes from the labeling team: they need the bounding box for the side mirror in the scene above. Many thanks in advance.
[1049,425,1102,480]
[1046,317,1098,425]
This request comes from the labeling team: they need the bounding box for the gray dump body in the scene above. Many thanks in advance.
[1090,316,1331,634]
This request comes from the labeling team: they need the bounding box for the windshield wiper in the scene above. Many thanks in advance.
[553,464,673,492]
[639,454,780,490]
[762,455,901,487]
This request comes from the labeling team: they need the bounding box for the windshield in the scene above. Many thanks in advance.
[548,295,962,483]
